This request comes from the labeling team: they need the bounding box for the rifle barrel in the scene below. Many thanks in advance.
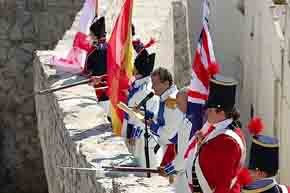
[58,165,160,174]
[102,166,160,173]
[37,79,91,95]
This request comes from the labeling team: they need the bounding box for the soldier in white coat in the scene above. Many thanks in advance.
[157,87,205,192]
[147,67,180,183]
[121,49,162,169]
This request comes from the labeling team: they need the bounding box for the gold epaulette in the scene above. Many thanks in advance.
[165,97,177,109]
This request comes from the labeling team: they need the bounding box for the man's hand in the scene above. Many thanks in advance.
[146,119,154,127]
[89,76,101,86]
[158,166,168,177]
[195,130,204,144]
[158,167,175,184]
[132,106,139,112]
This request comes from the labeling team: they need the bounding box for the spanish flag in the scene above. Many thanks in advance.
[107,0,134,136]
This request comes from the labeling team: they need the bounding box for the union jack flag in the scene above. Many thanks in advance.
[187,0,219,137]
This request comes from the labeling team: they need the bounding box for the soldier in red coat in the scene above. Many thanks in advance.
[80,16,110,120]
[184,75,246,193]
[245,117,290,193]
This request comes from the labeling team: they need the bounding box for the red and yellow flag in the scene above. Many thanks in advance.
[107,0,134,136]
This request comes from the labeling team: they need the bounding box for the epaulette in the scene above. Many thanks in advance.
[165,97,177,109]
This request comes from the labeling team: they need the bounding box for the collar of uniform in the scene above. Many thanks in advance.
[160,85,178,102]
[213,118,233,131]
[133,76,150,88]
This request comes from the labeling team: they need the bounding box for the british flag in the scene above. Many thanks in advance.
[187,0,220,137]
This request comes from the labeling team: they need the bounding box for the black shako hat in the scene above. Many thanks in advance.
[134,50,155,77]
[249,134,279,176]
[90,16,106,38]
[247,117,279,176]
[205,75,238,111]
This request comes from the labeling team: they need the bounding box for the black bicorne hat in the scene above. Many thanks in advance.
[134,51,155,77]
[242,179,280,193]
[205,75,238,111]
[90,16,106,38]
[247,117,279,176]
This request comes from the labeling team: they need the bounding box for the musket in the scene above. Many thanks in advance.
[35,74,108,96]
[36,78,91,95]
[59,165,160,174]
[102,166,160,174]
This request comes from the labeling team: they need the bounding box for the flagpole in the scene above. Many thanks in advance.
[143,103,151,178]
[95,0,98,17]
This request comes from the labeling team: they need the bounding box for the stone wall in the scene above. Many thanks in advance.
[181,0,244,100]
[155,0,244,88]
[154,0,191,88]
[172,1,191,87]
[240,0,290,183]
[34,53,100,193]
[0,0,83,192]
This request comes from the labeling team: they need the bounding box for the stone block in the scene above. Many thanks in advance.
[0,19,9,39]
[24,0,48,12]
[9,23,23,41]
[172,1,191,87]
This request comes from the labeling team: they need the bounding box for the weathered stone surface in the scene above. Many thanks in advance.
[0,0,84,192]
[9,23,23,41]
[0,19,10,39]
[173,1,191,87]
[154,0,190,88]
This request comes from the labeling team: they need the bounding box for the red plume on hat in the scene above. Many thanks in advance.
[144,38,156,49]
[247,116,264,136]
[237,168,253,186]
[135,37,156,57]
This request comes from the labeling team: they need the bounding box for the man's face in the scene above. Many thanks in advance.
[249,169,268,182]
[151,75,168,96]
[206,108,225,124]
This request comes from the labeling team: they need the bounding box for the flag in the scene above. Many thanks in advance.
[107,0,134,136]
[50,0,97,73]
[187,0,220,137]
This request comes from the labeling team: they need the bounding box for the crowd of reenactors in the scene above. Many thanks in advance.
[76,15,290,193]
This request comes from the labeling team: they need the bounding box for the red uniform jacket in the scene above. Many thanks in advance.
[198,128,244,193]
[186,120,245,193]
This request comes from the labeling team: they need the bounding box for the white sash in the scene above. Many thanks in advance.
[279,185,289,193]
[194,127,245,193]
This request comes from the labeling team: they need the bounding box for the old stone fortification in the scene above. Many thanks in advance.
[0,0,83,192]
[0,0,190,193]
[32,0,187,192]
[0,0,190,191]
[6,0,289,193]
